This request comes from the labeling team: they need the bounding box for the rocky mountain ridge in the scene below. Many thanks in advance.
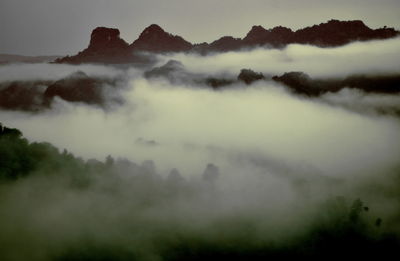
[55,19,399,64]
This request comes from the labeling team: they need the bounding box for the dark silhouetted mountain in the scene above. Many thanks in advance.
[43,71,123,106]
[241,20,398,48]
[243,20,398,48]
[0,80,50,111]
[238,69,266,84]
[130,24,193,53]
[272,72,400,96]
[272,72,321,96]
[194,19,398,52]
[243,25,294,48]
[55,27,140,64]
[293,19,398,46]
[207,36,243,52]
[55,20,399,64]
[44,71,105,105]
[243,25,269,44]
[0,72,124,111]
[144,59,236,87]
[87,27,129,52]
[343,74,400,93]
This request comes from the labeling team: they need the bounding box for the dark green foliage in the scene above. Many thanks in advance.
[0,123,34,180]
[349,198,364,223]
[1,122,399,260]
[0,123,92,183]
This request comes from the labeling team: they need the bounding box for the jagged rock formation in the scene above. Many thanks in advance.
[293,20,398,46]
[89,27,129,52]
[0,71,124,111]
[44,71,109,106]
[55,27,136,64]
[130,24,192,53]
[207,36,243,52]
[56,20,399,64]
[143,59,237,87]
[272,72,400,96]
[243,25,294,48]
[0,80,50,111]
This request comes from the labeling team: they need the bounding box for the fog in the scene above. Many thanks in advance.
[165,37,400,78]
[0,38,400,260]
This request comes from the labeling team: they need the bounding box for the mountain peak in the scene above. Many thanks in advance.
[138,24,167,39]
[88,27,128,52]
[55,26,133,64]
[250,25,265,31]
[293,19,396,46]
[91,27,121,37]
[243,25,270,45]
[270,26,293,34]
[243,25,269,43]
[142,24,165,34]
[246,25,267,36]
[55,20,399,64]
[130,24,192,53]
[325,19,365,27]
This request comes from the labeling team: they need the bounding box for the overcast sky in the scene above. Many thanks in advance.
[1,0,399,56]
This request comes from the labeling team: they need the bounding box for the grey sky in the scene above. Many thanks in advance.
[1,0,399,56]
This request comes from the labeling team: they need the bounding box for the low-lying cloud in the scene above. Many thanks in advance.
[0,38,400,260]
[165,37,400,78]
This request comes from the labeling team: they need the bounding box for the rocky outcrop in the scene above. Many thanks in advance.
[88,27,129,53]
[0,80,50,111]
[242,20,397,48]
[56,20,399,64]
[293,19,398,46]
[207,36,243,52]
[55,27,136,64]
[0,71,124,111]
[272,72,400,96]
[243,25,294,48]
[130,24,192,53]
[43,71,124,106]
[238,69,265,84]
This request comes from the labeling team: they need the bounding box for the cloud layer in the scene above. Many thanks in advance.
[165,37,400,78]
[0,38,400,260]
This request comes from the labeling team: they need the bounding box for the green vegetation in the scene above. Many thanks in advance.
[0,122,399,260]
